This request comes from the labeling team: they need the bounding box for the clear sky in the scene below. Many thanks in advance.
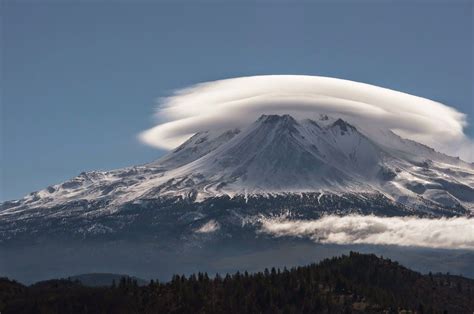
[1,1,473,201]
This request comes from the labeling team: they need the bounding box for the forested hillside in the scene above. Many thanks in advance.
[1,252,473,313]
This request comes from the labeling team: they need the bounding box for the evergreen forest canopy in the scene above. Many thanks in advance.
[1,252,473,313]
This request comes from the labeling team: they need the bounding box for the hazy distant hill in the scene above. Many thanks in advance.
[67,273,147,287]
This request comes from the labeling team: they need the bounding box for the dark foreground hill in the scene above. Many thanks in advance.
[1,252,473,314]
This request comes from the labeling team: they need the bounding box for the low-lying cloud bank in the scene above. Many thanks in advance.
[139,75,473,161]
[258,215,474,250]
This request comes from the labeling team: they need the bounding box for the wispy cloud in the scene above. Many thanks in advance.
[139,75,473,161]
[258,214,474,250]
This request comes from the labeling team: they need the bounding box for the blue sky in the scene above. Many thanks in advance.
[1,1,473,201]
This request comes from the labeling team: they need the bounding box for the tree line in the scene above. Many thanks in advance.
[1,252,473,313]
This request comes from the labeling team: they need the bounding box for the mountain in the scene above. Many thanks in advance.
[1,115,473,242]
[1,114,472,220]
[151,114,473,205]
[1,114,474,284]
[2,253,474,313]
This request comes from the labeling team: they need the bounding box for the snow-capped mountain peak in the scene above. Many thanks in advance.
[2,114,474,221]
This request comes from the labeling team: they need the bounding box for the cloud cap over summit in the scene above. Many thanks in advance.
[139,75,472,161]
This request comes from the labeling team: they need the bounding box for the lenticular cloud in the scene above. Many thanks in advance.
[258,215,474,250]
[139,75,472,161]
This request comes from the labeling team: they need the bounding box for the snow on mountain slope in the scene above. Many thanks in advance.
[149,128,241,169]
[158,114,381,196]
[1,114,473,220]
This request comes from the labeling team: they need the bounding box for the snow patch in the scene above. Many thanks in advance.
[195,220,220,233]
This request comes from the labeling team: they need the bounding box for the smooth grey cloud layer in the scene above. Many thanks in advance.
[258,215,474,250]
[139,75,472,161]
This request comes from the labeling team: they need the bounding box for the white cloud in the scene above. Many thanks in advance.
[258,214,474,250]
[139,75,472,161]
